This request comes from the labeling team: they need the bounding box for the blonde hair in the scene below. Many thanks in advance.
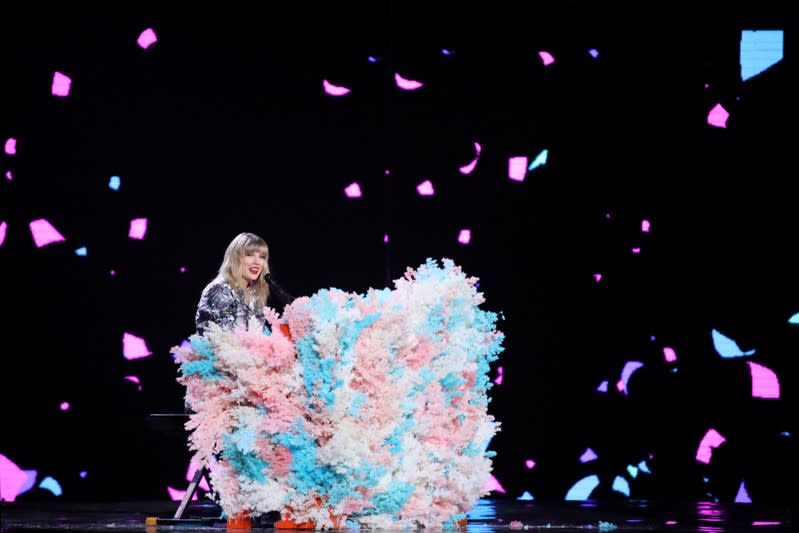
[218,232,270,308]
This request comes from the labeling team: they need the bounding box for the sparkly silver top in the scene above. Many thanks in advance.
[195,277,265,335]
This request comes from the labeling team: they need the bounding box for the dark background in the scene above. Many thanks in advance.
[1,1,794,504]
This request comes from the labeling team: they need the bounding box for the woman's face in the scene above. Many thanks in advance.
[240,248,268,285]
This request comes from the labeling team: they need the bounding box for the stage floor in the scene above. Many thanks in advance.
[0,498,793,532]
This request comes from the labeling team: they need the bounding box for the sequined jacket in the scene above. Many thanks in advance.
[195,277,266,336]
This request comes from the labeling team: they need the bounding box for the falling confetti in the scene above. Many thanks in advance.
[29,219,66,247]
[137,28,158,49]
[344,182,362,198]
[51,71,72,97]
[128,218,148,240]
[416,179,434,196]
[122,332,152,360]
[395,72,423,90]
[323,80,351,96]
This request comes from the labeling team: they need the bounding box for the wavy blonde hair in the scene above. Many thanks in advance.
[218,232,270,308]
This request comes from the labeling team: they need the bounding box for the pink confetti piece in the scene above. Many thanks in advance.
[588,48,599,59]
[594,273,602,282]
[663,347,677,362]
[51,71,72,97]
[128,218,147,239]
[538,51,555,65]
[457,229,471,244]
[124,375,143,391]
[5,171,12,181]
[394,72,423,90]
[167,486,198,502]
[4,138,16,155]
[59,402,70,411]
[416,180,434,196]
[707,103,729,128]
[123,332,152,360]
[0,221,6,246]
[0,454,29,502]
[641,219,651,232]
[494,366,503,385]
[383,234,389,243]
[323,80,351,96]
[344,182,362,198]
[186,461,210,491]
[482,474,505,494]
[179,266,186,273]
[632,247,641,254]
[524,459,535,469]
[459,142,481,174]
[137,28,157,49]
[747,361,780,399]
[509,521,524,529]
[29,218,66,247]
[696,428,726,464]
[508,156,527,181]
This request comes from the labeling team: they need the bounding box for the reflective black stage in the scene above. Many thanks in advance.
[0,498,793,532]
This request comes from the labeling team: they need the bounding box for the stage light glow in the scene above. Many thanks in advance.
[344,182,362,198]
[39,476,62,496]
[108,176,121,190]
[4,138,16,154]
[416,180,434,196]
[457,229,471,244]
[580,448,598,463]
[123,332,152,360]
[565,475,599,501]
[323,79,351,96]
[711,329,755,358]
[747,361,779,399]
[707,103,729,128]
[29,219,66,247]
[129,218,148,239]
[508,157,527,181]
[395,72,423,90]
[740,30,783,81]
[663,347,677,362]
[0,454,28,502]
[538,51,555,66]
[51,71,71,96]
[696,428,726,464]
[735,480,752,503]
[137,28,157,49]
[527,149,548,170]
[459,142,481,174]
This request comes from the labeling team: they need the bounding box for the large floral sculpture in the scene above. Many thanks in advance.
[172,258,505,529]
